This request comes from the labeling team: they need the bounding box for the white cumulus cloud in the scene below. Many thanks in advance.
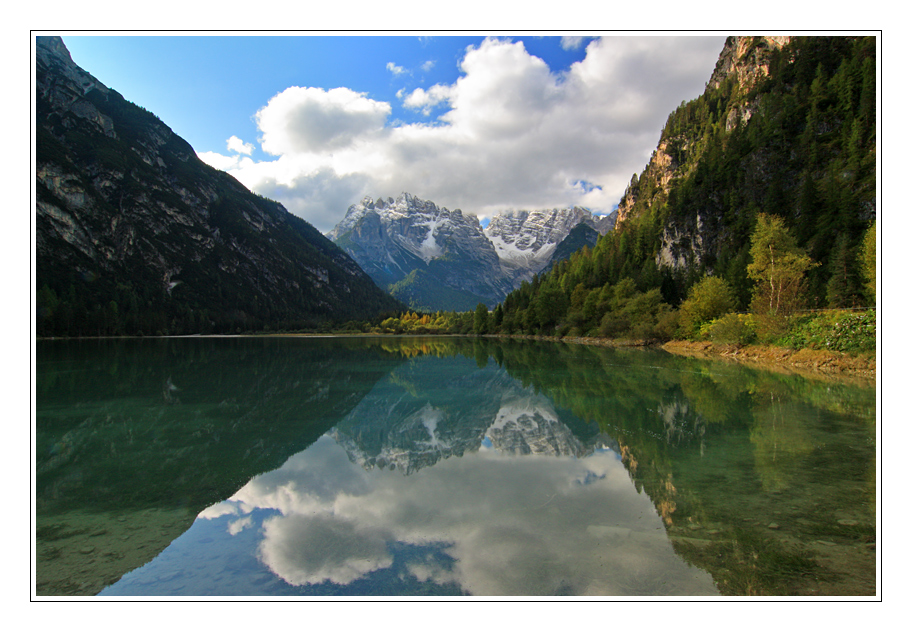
[214,36,725,233]
[401,83,454,114]
[386,61,406,75]
[255,86,391,155]
[226,135,254,155]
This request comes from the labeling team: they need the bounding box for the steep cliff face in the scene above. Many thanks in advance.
[707,36,793,92]
[35,36,401,335]
[616,36,793,229]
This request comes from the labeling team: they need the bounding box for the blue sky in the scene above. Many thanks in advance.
[61,36,597,159]
[59,34,727,232]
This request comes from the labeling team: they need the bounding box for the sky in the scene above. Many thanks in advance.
[61,34,727,233]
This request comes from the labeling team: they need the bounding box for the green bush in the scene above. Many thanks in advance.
[679,277,736,339]
[706,313,757,345]
[782,309,876,353]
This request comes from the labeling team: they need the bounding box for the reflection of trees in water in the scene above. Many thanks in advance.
[36,337,407,515]
[750,392,814,492]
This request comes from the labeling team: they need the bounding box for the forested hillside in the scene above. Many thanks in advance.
[493,36,876,344]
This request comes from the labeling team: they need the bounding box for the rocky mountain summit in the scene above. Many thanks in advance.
[36,36,401,335]
[486,207,616,284]
[329,193,615,311]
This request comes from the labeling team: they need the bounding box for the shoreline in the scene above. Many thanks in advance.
[484,334,876,383]
[659,339,876,383]
[36,332,876,382]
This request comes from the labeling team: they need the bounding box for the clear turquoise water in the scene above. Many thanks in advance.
[36,336,876,596]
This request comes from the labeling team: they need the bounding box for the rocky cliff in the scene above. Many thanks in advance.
[35,36,402,336]
[616,36,793,229]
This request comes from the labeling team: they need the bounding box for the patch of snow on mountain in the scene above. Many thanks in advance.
[416,216,444,262]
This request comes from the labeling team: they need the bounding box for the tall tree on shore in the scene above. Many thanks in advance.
[747,214,817,318]
[474,303,489,335]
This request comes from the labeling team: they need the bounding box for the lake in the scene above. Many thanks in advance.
[35,336,877,597]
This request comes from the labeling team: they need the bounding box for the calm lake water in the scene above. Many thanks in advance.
[35,336,877,597]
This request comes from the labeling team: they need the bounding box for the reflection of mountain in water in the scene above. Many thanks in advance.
[330,354,605,474]
[486,393,584,456]
[35,337,406,595]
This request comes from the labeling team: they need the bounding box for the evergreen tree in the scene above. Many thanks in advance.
[473,303,489,335]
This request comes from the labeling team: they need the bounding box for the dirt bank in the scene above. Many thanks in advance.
[661,340,876,383]
[493,334,875,383]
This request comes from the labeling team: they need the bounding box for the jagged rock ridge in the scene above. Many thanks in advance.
[485,207,616,284]
[329,193,616,311]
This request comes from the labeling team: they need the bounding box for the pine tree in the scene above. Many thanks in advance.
[473,303,489,335]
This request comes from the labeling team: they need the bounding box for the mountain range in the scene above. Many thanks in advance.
[328,193,615,311]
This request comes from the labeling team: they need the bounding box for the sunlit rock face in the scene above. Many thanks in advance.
[328,193,615,310]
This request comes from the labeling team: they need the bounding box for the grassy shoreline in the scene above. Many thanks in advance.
[661,339,875,382]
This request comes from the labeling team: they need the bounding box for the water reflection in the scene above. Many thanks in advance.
[38,337,876,597]
[108,436,715,596]
[35,337,407,595]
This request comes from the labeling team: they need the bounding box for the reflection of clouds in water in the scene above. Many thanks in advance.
[227,515,253,535]
[258,514,393,586]
[198,501,240,520]
[405,553,459,586]
[199,499,256,520]
[219,436,716,595]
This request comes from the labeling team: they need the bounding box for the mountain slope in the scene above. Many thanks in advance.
[612,35,875,306]
[328,193,512,311]
[329,194,615,311]
[485,207,616,284]
[35,36,402,336]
